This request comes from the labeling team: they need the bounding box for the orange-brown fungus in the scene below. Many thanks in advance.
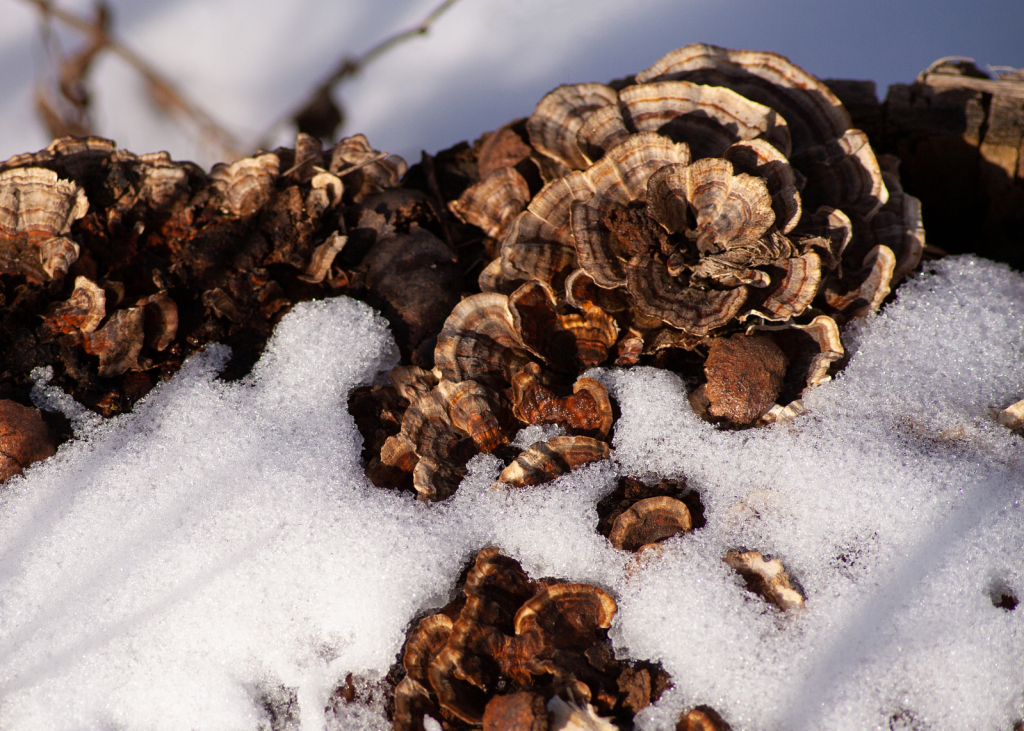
[388,547,671,731]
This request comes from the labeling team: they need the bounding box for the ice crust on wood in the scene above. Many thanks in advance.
[0,257,1021,731]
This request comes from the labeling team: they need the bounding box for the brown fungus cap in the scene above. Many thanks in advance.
[0,167,88,282]
[388,547,669,731]
[208,153,279,217]
[508,280,619,373]
[677,705,733,731]
[404,614,455,686]
[510,364,614,440]
[451,166,531,242]
[608,496,693,552]
[724,550,805,611]
[42,276,106,336]
[498,436,611,488]
[434,293,535,388]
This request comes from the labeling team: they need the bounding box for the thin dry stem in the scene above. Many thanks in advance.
[256,0,459,148]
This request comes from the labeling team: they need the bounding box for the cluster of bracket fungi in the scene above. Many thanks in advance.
[354,43,926,507]
[391,546,673,731]
[0,43,948,731]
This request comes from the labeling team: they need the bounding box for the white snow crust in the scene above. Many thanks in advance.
[0,256,1021,731]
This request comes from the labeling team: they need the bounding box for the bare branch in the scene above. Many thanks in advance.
[257,0,460,147]
[22,0,245,159]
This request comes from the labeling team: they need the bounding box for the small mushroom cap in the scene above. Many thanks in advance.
[390,366,439,403]
[434,293,534,388]
[723,550,805,611]
[619,80,791,159]
[450,166,531,241]
[135,151,194,209]
[676,706,732,731]
[510,365,614,440]
[608,496,693,552]
[722,139,802,234]
[436,379,508,453]
[625,256,748,335]
[507,279,619,372]
[648,158,774,250]
[403,614,454,685]
[392,677,434,731]
[329,134,407,201]
[298,232,347,284]
[83,307,146,378]
[792,205,852,270]
[636,44,851,153]
[136,291,179,352]
[209,153,279,216]
[527,83,624,170]
[789,315,843,388]
[823,244,896,316]
[997,398,1024,430]
[44,276,106,336]
[0,167,88,282]
[477,121,533,178]
[498,436,611,487]
[750,251,822,321]
[704,333,788,425]
[513,583,617,640]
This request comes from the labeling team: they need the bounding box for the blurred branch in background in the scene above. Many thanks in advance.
[25,0,246,159]
[21,0,459,163]
[256,0,459,147]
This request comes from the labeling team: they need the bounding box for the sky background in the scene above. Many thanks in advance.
[1,0,1023,168]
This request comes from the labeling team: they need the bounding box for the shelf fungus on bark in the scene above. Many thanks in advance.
[389,547,671,731]
[723,550,805,611]
[0,167,88,282]
[498,436,611,488]
[451,45,922,419]
[328,134,407,203]
[381,366,507,502]
[209,153,280,217]
[42,275,106,337]
[608,496,693,552]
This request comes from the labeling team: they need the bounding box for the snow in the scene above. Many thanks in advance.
[0,257,1022,730]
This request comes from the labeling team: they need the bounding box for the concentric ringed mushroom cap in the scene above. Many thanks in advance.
[608,496,693,551]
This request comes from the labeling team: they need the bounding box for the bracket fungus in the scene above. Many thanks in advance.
[498,436,611,488]
[597,476,705,553]
[0,167,88,281]
[723,550,805,611]
[440,43,924,440]
[389,547,671,731]
[607,496,693,552]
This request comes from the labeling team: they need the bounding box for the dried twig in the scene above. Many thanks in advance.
[257,0,460,147]
[23,0,245,159]
[22,0,459,161]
